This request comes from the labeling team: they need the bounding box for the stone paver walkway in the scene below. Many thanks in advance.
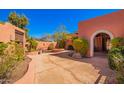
[15,51,115,84]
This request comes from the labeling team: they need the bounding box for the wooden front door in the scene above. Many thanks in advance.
[94,35,102,51]
[94,33,110,52]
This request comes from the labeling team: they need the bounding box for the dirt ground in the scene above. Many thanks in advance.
[7,57,31,84]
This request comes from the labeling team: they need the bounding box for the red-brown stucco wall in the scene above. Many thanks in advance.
[78,10,124,57]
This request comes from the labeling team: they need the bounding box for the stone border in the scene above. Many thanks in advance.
[14,55,35,84]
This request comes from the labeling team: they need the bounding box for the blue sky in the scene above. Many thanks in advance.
[0,9,119,38]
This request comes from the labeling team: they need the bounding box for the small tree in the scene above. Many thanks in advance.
[28,38,38,52]
[48,43,54,50]
[53,32,67,42]
[23,28,29,39]
[8,12,29,29]
[58,40,66,48]
[40,34,52,41]
[8,12,19,27]
[52,24,69,48]
[73,38,82,53]
[8,12,30,39]
[73,38,88,57]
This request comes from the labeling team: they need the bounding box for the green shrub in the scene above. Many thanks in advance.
[0,42,25,81]
[0,43,8,56]
[48,43,54,50]
[116,62,124,84]
[72,36,78,41]
[108,47,124,70]
[0,56,16,79]
[73,38,83,53]
[58,40,66,48]
[73,38,88,57]
[14,43,24,61]
[111,37,124,48]
[108,37,124,83]
[108,46,124,83]
[28,38,38,52]
[4,42,24,61]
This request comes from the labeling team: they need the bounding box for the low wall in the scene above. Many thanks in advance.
[37,41,57,50]
[27,51,38,55]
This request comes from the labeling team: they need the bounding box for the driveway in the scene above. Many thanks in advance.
[15,51,115,84]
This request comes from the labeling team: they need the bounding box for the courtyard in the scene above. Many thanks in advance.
[15,51,115,84]
[1,10,123,84]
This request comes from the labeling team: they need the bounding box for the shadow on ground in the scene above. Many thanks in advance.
[50,51,116,84]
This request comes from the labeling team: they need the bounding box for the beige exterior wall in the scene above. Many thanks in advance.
[0,22,25,48]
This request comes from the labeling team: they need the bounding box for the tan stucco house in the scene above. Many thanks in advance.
[0,22,26,48]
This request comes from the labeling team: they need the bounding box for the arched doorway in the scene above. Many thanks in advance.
[94,33,110,55]
[90,30,114,57]
[67,45,74,50]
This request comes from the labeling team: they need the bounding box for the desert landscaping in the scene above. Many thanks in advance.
[1,10,124,84]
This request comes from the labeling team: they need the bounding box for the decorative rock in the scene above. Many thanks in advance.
[72,52,82,59]
[68,50,74,57]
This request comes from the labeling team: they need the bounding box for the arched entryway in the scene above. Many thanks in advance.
[90,30,114,57]
[94,33,110,52]
[67,45,74,50]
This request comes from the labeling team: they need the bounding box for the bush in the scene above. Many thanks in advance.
[0,42,25,81]
[0,56,17,80]
[48,43,54,50]
[73,38,83,53]
[0,43,8,56]
[108,46,124,83]
[108,47,124,70]
[4,42,24,61]
[14,43,24,61]
[73,38,88,57]
[116,62,124,84]
[111,37,124,48]
[108,37,124,83]
[58,40,66,48]
[72,36,78,41]
[28,38,38,52]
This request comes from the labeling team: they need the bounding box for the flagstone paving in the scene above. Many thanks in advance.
[15,51,115,84]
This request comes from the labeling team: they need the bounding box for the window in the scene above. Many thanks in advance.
[15,30,24,46]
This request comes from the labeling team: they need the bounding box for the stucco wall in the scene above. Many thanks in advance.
[0,23,14,42]
[37,41,57,50]
[0,22,25,48]
[78,10,124,57]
